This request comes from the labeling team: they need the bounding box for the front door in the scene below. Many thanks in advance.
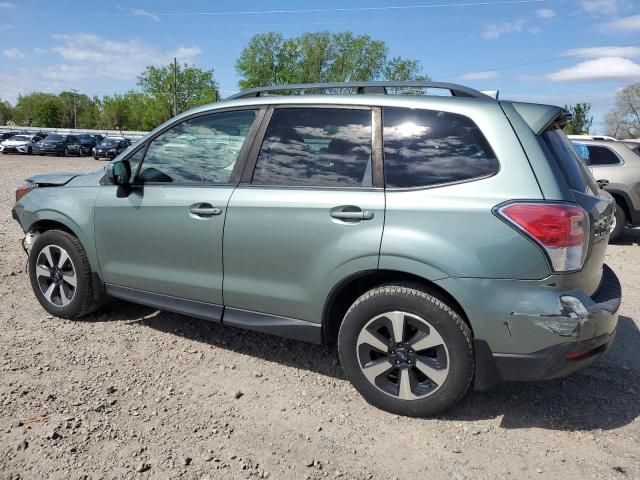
[94,108,260,308]
[223,106,385,324]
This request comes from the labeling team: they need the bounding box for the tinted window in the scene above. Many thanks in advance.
[586,145,621,165]
[47,135,64,141]
[136,110,256,184]
[383,107,498,188]
[252,108,372,187]
[541,126,597,194]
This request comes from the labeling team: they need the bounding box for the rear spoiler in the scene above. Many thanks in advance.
[504,101,572,135]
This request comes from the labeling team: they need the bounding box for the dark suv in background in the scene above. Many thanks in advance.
[33,134,82,157]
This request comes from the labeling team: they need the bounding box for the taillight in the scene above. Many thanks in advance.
[497,202,589,272]
[15,182,34,203]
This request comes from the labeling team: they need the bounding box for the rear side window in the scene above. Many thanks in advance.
[585,145,621,165]
[541,126,598,194]
[252,108,372,187]
[382,107,499,189]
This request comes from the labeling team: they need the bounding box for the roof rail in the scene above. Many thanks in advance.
[226,81,492,100]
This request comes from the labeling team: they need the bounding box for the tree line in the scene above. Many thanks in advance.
[0,32,427,131]
[0,30,638,138]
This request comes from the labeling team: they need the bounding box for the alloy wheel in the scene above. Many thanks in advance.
[35,245,77,307]
[356,311,449,400]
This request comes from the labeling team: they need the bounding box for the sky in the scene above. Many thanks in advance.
[1,0,639,133]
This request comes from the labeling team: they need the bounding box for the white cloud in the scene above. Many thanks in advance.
[482,19,526,39]
[458,70,500,81]
[604,14,640,31]
[547,56,640,81]
[579,0,630,15]
[48,33,201,80]
[536,9,556,19]
[564,45,640,58]
[0,34,203,102]
[133,9,160,22]
[0,2,14,8]
[3,47,25,59]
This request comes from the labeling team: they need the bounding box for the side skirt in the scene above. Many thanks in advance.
[104,284,322,344]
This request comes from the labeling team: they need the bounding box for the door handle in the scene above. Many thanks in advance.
[189,203,222,217]
[330,207,374,221]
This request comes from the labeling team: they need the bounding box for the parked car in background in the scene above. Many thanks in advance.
[11,81,621,417]
[0,131,19,142]
[0,134,42,154]
[93,138,128,160]
[90,134,104,144]
[33,134,82,157]
[77,134,97,156]
[572,138,640,241]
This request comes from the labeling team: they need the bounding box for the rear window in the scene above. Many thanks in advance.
[382,107,499,189]
[540,125,598,194]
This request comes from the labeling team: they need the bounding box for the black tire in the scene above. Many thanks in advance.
[338,285,474,417]
[29,230,101,319]
[609,201,626,242]
[27,146,32,154]
[93,155,99,160]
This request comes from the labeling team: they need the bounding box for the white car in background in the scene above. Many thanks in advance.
[0,134,42,155]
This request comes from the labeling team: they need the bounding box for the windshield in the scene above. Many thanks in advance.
[101,139,118,146]
[11,135,30,141]
[78,135,92,140]
[47,134,64,141]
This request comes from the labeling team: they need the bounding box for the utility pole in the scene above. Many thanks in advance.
[173,57,178,117]
[71,88,78,129]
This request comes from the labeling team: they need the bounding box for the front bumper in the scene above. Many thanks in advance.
[1,145,28,153]
[34,146,64,155]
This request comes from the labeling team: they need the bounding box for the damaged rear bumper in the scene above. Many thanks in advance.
[436,264,621,390]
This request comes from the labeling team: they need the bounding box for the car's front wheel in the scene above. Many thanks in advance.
[29,230,101,319]
[338,285,474,417]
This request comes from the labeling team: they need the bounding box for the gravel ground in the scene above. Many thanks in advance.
[0,154,638,480]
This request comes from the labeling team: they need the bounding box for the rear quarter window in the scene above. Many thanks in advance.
[382,107,499,189]
[540,126,598,194]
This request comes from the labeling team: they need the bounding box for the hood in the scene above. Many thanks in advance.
[3,139,29,146]
[26,172,81,186]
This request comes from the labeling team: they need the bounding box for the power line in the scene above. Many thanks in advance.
[89,0,549,18]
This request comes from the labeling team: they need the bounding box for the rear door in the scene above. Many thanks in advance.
[222,106,385,326]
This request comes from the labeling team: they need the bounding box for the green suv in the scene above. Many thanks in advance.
[12,82,621,416]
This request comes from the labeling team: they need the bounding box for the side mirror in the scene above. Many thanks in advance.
[106,159,131,185]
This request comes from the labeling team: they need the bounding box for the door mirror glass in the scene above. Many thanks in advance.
[106,159,131,185]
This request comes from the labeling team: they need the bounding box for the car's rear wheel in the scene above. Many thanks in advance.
[338,285,474,417]
[29,230,101,319]
[27,146,32,154]
[609,201,626,242]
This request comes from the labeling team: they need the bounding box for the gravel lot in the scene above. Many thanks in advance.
[0,154,638,480]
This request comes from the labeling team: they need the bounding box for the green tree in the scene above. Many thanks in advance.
[0,99,12,125]
[605,83,640,139]
[563,103,593,135]
[13,92,62,127]
[137,63,219,126]
[101,93,133,130]
[236,31,427,90]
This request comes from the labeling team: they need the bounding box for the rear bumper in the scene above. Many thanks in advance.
[467,264,622,389]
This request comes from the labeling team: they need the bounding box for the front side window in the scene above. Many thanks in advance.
[383,107,499,188]
[136,109,257,184]
[252,108,373,187]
